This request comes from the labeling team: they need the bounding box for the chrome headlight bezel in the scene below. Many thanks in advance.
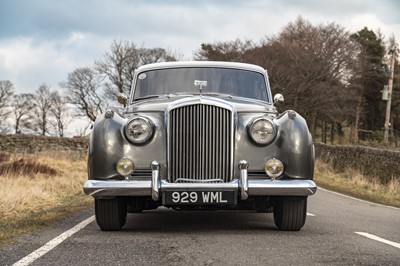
[124,116,155,145]
[248,117,276,145]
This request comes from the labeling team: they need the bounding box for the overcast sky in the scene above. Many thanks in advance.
[1,0,399,95]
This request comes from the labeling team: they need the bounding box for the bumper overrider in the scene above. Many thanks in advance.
[83,160,317,200]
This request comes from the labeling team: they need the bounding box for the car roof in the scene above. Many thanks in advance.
[136,61,267,74]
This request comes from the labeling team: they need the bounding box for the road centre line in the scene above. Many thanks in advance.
[356,232,400,250]
[12,215,95,266]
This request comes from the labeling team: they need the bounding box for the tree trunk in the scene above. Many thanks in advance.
[352,94,363,144]
[330,122,335,144]
[309,112,317,139]
[322,121,326,144]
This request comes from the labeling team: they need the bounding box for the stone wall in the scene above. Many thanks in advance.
[1,135,399,182]
[0,134,88,159]
[315,143,400,183]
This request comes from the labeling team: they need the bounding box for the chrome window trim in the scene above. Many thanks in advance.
[129,61,273,105]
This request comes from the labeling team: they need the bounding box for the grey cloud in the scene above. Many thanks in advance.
[0,0,249,40]
[0,0,398,94]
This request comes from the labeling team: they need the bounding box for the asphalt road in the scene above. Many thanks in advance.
[1,188,399,266]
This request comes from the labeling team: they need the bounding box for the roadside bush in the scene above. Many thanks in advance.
[0,152,57,176]
[367,131,384,143]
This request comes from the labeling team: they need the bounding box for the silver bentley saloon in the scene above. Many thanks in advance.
[83,61,317,231]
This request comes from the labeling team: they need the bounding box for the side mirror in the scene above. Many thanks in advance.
[273,93,284,104]
[117,93,128,106]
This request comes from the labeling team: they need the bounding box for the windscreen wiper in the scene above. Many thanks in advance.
[194,92,233,98]
[133,95,161,101]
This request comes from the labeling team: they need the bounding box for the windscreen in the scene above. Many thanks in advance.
[133,67,269,102]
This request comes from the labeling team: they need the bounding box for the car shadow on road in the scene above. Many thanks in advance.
[122,208,278,233]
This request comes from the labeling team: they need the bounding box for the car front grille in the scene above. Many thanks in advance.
[168,103,233,183]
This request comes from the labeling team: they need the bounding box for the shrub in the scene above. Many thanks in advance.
[0,154,57,176]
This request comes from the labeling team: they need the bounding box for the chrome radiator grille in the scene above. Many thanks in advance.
[168,104,233,183]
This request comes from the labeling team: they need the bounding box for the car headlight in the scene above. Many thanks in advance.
[248,117,276,145]
[125,116,154,144]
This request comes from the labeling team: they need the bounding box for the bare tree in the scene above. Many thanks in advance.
[196,17,359,141]
[95,40,140,97]
[50,91,71,137]
[10,93,35,134]
[0,80,15,132]
[96,40,178,102]
[194,39,254,62]
[61,67,106,122]
[263,18,359,137]
[139,47,169,65]
[31,84,53,135]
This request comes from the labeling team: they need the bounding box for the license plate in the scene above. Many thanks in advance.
[163,190,236,205]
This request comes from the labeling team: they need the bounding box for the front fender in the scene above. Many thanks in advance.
[88,111,167,180]
[274,110,314,180]
[88,112,129,180]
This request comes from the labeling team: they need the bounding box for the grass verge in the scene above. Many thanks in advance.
[0,152,92,247]
[315,160,400,208]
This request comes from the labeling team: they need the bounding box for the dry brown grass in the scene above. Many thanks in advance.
[1,153,398,246]
[315,160,400,208]
[0,152,91,246]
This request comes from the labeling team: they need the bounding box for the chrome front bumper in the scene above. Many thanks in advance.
[83,161,317,200]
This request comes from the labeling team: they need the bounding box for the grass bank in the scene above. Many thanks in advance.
[0,152,91,247]
[315,160,400,208]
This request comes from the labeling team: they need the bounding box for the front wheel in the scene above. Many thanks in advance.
[273,197,307,231]
[95,198,127,231]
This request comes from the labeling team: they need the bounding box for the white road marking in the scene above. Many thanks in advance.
[356,232,400,249]
[318,187,400,210]
[12,215,95,266]
[307,212,316,216]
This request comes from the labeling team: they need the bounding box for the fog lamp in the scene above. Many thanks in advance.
[265,158,284,179]
[116,158,135,177]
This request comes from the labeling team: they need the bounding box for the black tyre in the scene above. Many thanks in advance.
[95,198,127,231]
[273,197,307,231]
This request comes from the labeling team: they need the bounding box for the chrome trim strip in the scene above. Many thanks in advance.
[151,161,160,201]
[166,96,236,114]
[239,160,249,200]
[175,178,224,183]
[83,179,317,198]
[160,180,238,190]
[248,180,317,196]
[83,180,151,197]
[129,62,273,105]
